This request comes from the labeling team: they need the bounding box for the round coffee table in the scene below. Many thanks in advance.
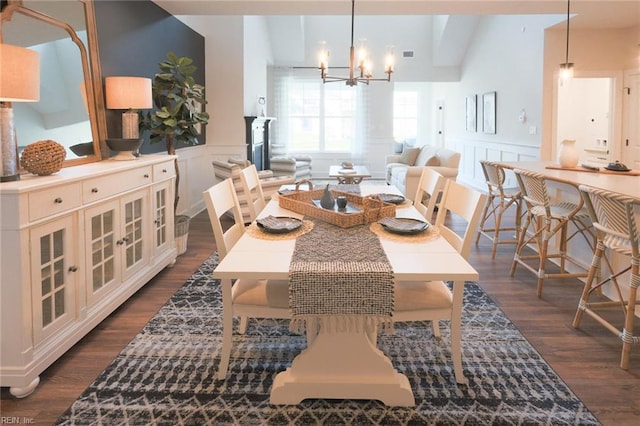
[328,165,371,184]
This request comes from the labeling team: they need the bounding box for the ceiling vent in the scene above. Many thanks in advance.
[402,51,414,58]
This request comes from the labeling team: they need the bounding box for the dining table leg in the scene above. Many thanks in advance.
[451,280,468,385]
[270,326,415,406]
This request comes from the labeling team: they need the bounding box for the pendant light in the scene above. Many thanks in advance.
[560,0,574,80]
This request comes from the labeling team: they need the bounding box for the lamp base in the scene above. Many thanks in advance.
[1,103,20,182]
[0,173,20,182]
[106,138,143,161]
[111,151,138,161]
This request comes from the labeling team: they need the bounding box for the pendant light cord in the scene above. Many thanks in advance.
[565,0,570,64]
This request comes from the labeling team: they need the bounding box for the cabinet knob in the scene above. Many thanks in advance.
[91,187,99,193]
[154,219,161,225]
[162,169,167,173]
[68,266,78,272]
[54,197,63,204]
[144,173,150,178]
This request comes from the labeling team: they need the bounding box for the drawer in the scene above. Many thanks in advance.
[83,166,153,203]
[29,183,82,221]
[153,161,176,182]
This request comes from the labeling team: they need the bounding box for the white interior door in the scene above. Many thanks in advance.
[621,71,640,170]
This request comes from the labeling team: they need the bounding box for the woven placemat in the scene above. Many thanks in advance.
[245,220,314,240]
[369,222,440,243]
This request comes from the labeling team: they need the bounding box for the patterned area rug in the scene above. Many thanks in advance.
[56,254,600,425]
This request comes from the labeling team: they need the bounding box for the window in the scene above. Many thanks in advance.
[287,78,356,152]
[393,90,418,142]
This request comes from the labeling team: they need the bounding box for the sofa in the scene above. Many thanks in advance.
[212,157,295,223]
[385,144,460,200]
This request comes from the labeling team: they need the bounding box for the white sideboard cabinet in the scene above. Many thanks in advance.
[0,155,178,398]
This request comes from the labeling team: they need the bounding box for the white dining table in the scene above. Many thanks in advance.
[212,184,479,406]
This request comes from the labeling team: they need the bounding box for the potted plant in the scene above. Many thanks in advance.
[141,52,209,255]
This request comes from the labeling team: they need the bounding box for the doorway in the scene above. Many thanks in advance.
[556,77,613,166]
[621,71,640,170]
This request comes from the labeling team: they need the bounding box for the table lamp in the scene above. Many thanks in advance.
[0,43,40,182]
[105,76,152,139]
[105,76,152,160]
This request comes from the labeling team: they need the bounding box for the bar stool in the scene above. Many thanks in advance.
[573,185,639,369]
[510,168,595,297]
[475,160,523,258]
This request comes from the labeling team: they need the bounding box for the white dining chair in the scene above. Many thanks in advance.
[239,164,267,222]
[391,180,487,382]
[203,178,291,380]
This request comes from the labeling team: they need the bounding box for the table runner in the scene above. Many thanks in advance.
[289,218,394,334]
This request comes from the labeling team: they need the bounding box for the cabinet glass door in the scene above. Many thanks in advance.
[85,203,119,303]
[30,216,77,344]
[121,191,149,280]
[153,183,173,254]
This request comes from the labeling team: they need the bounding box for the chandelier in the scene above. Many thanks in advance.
[559,0,574,80]
[318,0,394,86]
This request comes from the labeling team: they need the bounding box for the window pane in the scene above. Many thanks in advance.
[324,86,355,151]
[290,117,320,151]
[393,90,419,142]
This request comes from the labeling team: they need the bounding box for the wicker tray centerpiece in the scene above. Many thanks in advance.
[278,180,396,228]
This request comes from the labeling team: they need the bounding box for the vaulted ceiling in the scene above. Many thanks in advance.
[154,0,639,74]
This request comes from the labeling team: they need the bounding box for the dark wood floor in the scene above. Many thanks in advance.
[1,208,639,425]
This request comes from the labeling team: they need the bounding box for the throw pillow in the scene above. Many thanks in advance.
[425,156,440,166]
[415,145,438,166]
[398,147,420,165]
[402,139,417,152]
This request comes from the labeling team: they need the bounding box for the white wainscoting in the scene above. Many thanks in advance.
[448,138,541,190]
[175,144,247,217]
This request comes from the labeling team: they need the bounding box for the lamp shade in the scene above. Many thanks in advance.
[105,76,152,110]
[0,44,40,102]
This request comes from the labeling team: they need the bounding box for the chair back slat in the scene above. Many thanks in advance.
[434,180,487,258]
[203,178,245,259]
[239,164,266,222]
[413,168,445,221]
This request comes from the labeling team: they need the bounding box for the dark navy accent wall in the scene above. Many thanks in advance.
[94,0,206,153]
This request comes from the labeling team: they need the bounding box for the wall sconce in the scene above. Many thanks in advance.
[105,76,152,139]
[0,43,40,182]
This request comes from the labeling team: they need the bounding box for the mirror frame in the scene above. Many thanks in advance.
[1,0,107,167]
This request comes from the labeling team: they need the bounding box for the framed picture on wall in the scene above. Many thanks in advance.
[465,95,477,132]
[483,91,496,134]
